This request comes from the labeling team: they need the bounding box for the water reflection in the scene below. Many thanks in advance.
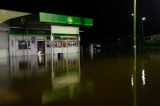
[42,54,81,104]
[134,50,160,106]
[131,74,134,87]
[1,49,160,105]
[0,53,84,105]
[142,69,145,86]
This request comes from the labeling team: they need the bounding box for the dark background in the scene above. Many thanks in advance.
[1,0,160,45]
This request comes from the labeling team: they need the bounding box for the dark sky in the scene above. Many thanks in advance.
[1,0,160,39]
[138,0,160,35]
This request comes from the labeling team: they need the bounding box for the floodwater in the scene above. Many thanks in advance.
[0,48,160,106]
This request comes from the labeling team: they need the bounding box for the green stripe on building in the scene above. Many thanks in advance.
[52,33,78,36]
[10,28,51,36]
[10,28,79,36]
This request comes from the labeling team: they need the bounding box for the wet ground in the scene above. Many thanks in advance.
[0,48,160,106]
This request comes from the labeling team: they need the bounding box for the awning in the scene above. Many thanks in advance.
[8,12,93,28]
[0,9,30,23]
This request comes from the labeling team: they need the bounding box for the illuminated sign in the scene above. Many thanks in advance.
[67,17,73,24]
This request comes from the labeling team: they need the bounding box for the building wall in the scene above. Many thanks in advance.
[0,25,9,57]
[0,25,10,87]
[51,25,80,54]
[9,35,80,56]
[51,25,79,34]
[9,35,45,56]
[9,25,80,57]
[54,47,79,54]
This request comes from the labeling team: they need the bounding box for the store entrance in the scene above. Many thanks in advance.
[37,40,45,65]
[37,41,45,55]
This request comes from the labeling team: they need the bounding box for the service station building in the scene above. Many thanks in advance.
[0,10,93,57]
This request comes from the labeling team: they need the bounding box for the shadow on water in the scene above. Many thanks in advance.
[0,47,160,105]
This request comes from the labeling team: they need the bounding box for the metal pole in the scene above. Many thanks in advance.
[133,0,137,106]
[142,21,144,39]
[141,20,144,48]
[51,25,55,86]
[51,26,54,77]
[134,0,136,52]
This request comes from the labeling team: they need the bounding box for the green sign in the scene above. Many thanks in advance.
[67,17,73,24]
[39,12,93,26]
[8,12,93,27]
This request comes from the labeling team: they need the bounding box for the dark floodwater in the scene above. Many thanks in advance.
[0,48,160,106]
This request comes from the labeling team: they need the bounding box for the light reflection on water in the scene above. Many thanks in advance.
[0,49,160,105]
[142,69,145,86]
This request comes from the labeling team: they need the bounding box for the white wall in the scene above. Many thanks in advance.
[0,25,9,57]
[51,25,80,54]
[54,47,79,54]
[51,25,79,34]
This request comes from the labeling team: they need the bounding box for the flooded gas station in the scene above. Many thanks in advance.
[1,9,160,106]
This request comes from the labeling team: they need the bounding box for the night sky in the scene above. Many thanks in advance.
[1,0,160,43]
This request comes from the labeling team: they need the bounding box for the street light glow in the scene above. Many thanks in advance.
[142,17,146,21]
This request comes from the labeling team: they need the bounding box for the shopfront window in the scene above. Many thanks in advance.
[54,41,62,47]
[53,36,78,48]
[54,36,62,47]
[67,38,77,47]
[18,40,31,49]
[63,41,67,47]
